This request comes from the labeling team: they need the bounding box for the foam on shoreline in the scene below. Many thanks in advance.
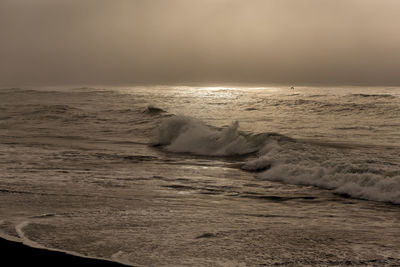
[0,236,132,266]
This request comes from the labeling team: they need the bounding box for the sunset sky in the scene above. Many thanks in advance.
[1,0,400,86]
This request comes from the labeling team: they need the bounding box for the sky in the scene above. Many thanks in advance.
[1,0,400,86]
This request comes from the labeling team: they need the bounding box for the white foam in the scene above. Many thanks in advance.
[258,163,400,203]
[152,116,260,156]
[154,115,400,204]
[0,220,21,242]
[16,220,46,249]
[241,141,280,171]
[13,219,135,266]
[249,141,400,204]
[111,250,140,267]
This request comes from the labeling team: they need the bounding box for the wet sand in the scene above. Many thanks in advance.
[0,237,130,267]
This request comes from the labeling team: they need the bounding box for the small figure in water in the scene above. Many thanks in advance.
[290,86,295,90]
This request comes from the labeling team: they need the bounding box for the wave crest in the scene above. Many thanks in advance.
[244,140,400,204]
[258,162,400,203]
[152,116,265,156]
[143,105,166,115]
[153,115,400,204]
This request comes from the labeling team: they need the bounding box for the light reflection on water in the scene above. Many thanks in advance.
[0,86,399,266]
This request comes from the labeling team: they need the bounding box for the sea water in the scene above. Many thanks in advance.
[0,86,399,266]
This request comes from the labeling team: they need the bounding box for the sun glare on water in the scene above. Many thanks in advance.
[201,86,279,91]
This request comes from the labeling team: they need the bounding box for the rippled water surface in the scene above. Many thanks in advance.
[0,86,399,266]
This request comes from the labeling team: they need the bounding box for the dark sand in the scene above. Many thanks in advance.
[0,238,130,266]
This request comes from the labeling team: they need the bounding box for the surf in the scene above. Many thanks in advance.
[153,115,400,204]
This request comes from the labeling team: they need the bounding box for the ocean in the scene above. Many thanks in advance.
[0,86,399,266]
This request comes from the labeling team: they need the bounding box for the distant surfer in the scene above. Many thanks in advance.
[290,86,295,90]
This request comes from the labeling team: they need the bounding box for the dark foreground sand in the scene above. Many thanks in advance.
[0,238,130,267]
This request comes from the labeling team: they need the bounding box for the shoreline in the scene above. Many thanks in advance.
[0,237,131,267]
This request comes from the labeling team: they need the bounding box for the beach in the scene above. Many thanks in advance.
[0,237,129,266]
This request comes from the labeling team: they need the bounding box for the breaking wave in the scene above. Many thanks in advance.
[143,105,166,115]
[154,115,400,204]
[151,115,284,156]
[243,142,400,204]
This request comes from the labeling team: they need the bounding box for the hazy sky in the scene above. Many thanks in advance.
[1,0,400,86]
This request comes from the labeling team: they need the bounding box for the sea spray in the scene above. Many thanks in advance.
[152,115,261,156]
[243,139,400,203]
[154,115,400,204]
